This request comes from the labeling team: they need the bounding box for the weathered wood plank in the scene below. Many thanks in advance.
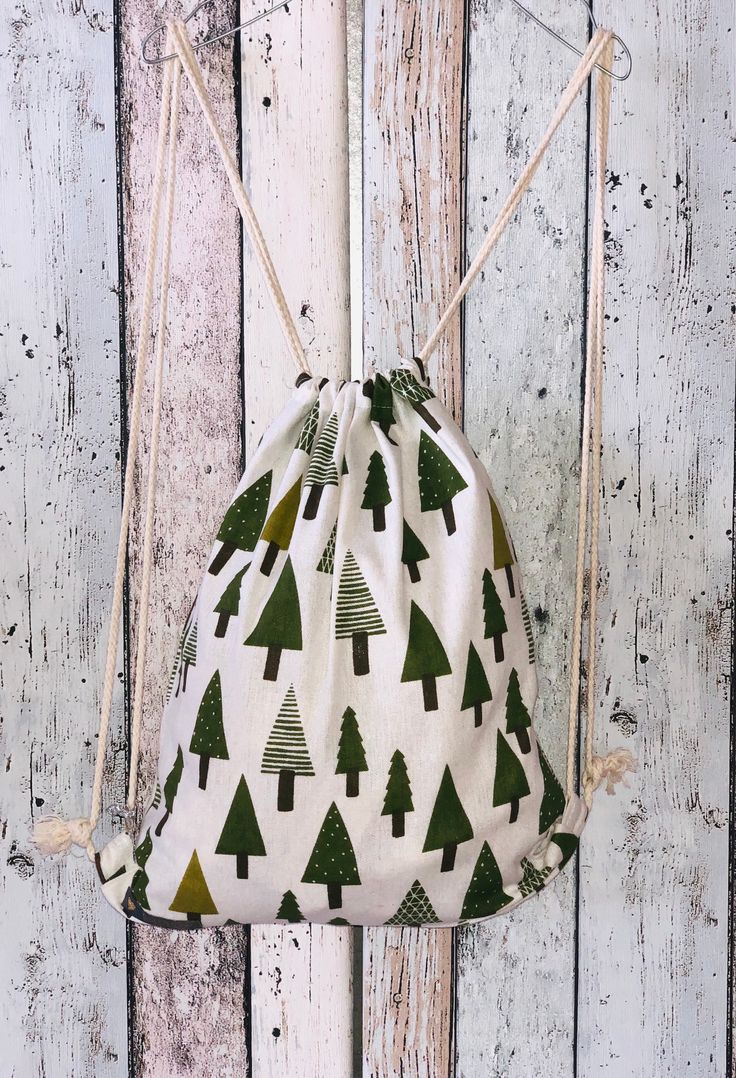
[577,3,733,1074]
[455,3,589,1075]
[240,3,355,1074]
[361,1,465,1074]
[0,3,129,1075]
[363,0,465,418]
[119,4,250,1074]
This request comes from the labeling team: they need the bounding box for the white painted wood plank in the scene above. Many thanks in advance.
[455,3,589,1075]
[119,4,251,1073]
[0,3,128,1075]
[239,3,355,1074]
[361,2,465,1074]
[577,3,733,1074]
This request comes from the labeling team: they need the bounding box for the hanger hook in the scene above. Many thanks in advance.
[141,0,292,66]
[508,0,632,80]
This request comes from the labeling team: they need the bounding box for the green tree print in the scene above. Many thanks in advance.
[168,849,218,922]
[260,478,302,576]
[208,471,272,576]
[261,684,315,811]
[296,399,319,454]
[538,744,566,833]
[335,550,385,675]
[213,564,249,638]
[189,670,229,789]
[460,841,511,919]
[401,519,429,583]
[317,522,337,575]
[417,430,468,535]
[551,832,578,869]
[155,745,183,836]
[389,368,440,431]
[505,668,531,753]
[482,569,507,663]
[489,492,516,597]
[151,782,161,810]
[493,730,531,824]
[381,749,414,837]
[461,642,493,727]
[166,598,197,701]
[215,775,266,879]
[370,372,397,442]
[385,880,439,926]
[361,450,392,531]
[303,412,339,519]
[276,889,304,923]
[401,600,452,711]
[422,765,473,872]
[520,589,536,664]
[518,857,553,898]
[130,828,153,910]
[244,556,303,680]
[301,801,360,909]
[335,707,368,797]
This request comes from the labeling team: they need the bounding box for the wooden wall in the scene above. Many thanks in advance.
[1,1,732,1076]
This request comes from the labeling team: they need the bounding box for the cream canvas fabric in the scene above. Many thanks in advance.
[100,363,586,928]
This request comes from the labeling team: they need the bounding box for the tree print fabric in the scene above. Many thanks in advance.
[98,360,589,929]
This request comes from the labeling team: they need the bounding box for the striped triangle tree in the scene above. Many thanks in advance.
[261,685,315,811]
[335,550,385,675]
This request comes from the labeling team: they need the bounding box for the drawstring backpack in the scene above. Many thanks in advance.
[33,22,636,928]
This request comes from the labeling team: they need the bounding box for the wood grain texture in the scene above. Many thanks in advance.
[576,3,733,1074]
[119,4,250,1074]
[239,3,355,1075]
[362,0,465,418]
[455,3,590,1075]
[0,2,128,1075]
[361,2,464,1074]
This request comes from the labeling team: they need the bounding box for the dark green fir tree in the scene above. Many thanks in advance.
[417,430,468,535]
[493,730,531,824]
[422,765,473,872]
[482,569,508,663]
[461,642,493,727]
[401,519,429,583]
[505,667,531,753]
[361,450,392,531]
[215,775,266,879]
[189,670,229,789]
[460,841,512,919]
[213,564,250,638]
[301,802,360,910]
[244,556,303,680]
[155,745,183,835]
[335,707,368,797]
[381,749,414,837]
[401,601,451,711]
[208,471,272,575]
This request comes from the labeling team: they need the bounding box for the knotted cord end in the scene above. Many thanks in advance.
[582,748,637,804]
[31,815,96,861]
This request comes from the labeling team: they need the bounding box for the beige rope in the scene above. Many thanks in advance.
[168,18,310,375]
[32,38,182,859]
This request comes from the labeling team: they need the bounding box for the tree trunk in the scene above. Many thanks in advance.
[493,633,504,663]
[392,811,405,838]
[327,882,342,909]
[407,560,420,583]
[415,402,440,432]
[303,483,323,519]
[516,727,531,754]
[208,541,235,576]
[474,703,482,727]
[261,540,279,576]
[509,798,519,824]
[441,843,457,872]
[198,754,210,790]
[505,563,516,598]
[441,499,456,535]
[422,675,438,712]
[346,770,359,797]
[236,852,249,879]
[187,913,202,924]
[372,504,386,531]
[214,612,230,638]
[277,768,295,812]
[352,631,369,675]
[175,661,183,697]
[264,644,281,681]
[154,809,170,837]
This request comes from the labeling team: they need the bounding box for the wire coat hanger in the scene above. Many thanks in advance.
[141,0,292,65]
[509,0,632,80]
